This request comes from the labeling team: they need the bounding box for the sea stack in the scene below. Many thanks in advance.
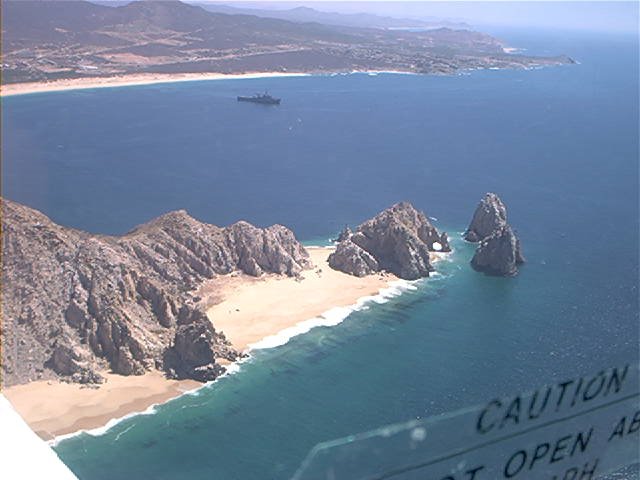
[328,202,450,280]
[463,192,507,242]
[465,193,525,276]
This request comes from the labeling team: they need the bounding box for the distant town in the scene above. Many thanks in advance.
[2,0,573,84]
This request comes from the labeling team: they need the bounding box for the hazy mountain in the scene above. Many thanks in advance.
[194,3,469,30]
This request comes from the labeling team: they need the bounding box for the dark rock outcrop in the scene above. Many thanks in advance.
[333,226,352,243]
[463,192,507,242]
[165,308,238,382]
[1,198,311,386]
[46,344,105,384]
[328,202,450,280]
[470,225,525,277]
[328,239,380,277]
[465,193,525,276]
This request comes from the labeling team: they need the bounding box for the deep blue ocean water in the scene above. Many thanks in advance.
[2,28,638,479]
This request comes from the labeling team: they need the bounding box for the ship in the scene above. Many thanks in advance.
[237,92,281,105]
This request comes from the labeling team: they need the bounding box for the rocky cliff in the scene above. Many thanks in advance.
[465,193,525,276]
[328,202,450,280]
[463,192,507,242]
[1,198,311,386]
[470,225,525,276]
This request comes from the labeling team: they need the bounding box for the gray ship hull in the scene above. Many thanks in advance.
[237,95,281,105]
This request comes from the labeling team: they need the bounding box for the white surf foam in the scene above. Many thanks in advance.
[342,70,417,77]
[49,403,158,446]
[248,279,418,351]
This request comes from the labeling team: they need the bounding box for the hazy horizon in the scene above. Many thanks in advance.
[86,0,639,34]
[190,1,639,33]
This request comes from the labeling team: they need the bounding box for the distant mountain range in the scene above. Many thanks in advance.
[1,0,573,84]
[90,0,469,29]
[193,3,470,30]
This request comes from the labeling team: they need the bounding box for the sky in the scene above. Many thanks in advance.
[194,1,640,33]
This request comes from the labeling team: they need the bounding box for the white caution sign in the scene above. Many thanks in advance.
[293,365,639,480]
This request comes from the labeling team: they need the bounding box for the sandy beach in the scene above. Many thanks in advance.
[3,372,200,441]
[0,71,310,97]
[3,247,415,440]
[0,70,419,97]
[203,247,398,352]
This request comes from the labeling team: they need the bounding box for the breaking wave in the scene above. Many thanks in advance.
[248,279,418,350]
[49,355,251,446]
[49,403,158,446]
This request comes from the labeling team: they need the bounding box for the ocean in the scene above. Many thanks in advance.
[2,27,638,479]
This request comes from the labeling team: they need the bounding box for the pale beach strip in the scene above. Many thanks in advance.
[0,70,419,98]
[2,371,201,441]
[0,71,311,97]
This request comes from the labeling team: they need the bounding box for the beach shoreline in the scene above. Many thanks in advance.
[0,70,422,97]
[0,71,312,97]
[3,247,445,442]
[0,70,420,98]
[2,372,201,442]
[202,247,400,353]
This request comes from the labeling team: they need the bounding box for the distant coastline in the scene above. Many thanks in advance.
[0,71,414,97]
[0,61,564,97]
[0,72,312,97]
[2,0,574,98]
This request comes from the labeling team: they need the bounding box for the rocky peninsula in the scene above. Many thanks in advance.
[2,196,522,438]
[2,199,402,438]
[1,198,311,387]
[2,196,523,391]
[2,199,449,390]
[464,193,525,276]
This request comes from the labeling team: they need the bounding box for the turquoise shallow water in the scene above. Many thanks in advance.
[2,27,638,479]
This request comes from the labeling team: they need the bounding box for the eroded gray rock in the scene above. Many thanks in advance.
[470,225,525,277]
[464,193,507,242]
[166,308,237,382]
[328,238,380,277]
[465,193,525,276]
[1,198,311,386]
[328,202,450,280]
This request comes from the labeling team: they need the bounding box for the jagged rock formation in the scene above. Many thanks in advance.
[328,202,450,280]
[333,226,352,243]
[164,308,238,382]
[329,239,380,278]
[1,198,311,386]
[470,225,525,276]
[463,192,507,242]
[465,193,525,276]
